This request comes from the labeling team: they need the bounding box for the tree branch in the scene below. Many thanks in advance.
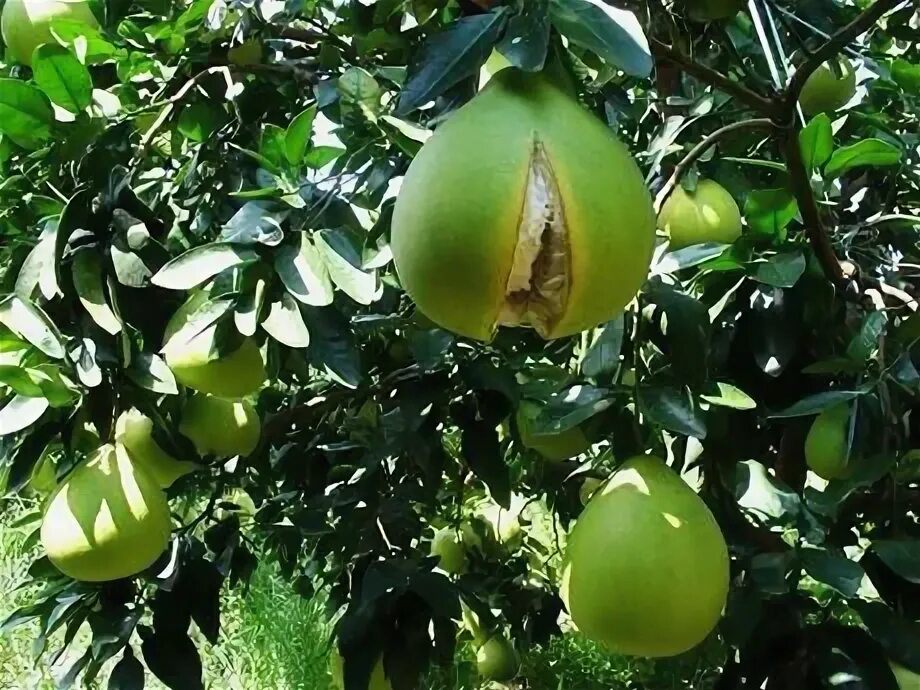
[650,39,780,117]
[655,118,776,210]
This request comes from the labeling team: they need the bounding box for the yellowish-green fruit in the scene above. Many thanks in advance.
[804,403,852,481]
[658,180,742,249]
[163,294,266,398]
[516,401,592,461]
[561,456,729,657]
[476,636,520,682]
[431,528,467,574]
[40,444,171,582]
[479,501,523,548]
[685,0,745,21]
[1,0,98,66]
[180,394,260,457]
[115,409,199,488]
[892,661,920,690]
[579,477,603,506]
[799,57,857,116]
[331,652,391,690]
[391,68,656,341]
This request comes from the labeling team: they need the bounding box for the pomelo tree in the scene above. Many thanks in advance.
[0,0,918,689]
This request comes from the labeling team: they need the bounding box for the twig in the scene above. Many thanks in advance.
[654,118,776,210]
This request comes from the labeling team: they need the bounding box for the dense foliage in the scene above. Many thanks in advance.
[0,0,918,688]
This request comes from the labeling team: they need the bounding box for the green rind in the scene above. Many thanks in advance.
[180,394,261,457]
[561,456,729,657]
[1,0,98,66]
[804,403,852,480]
[658,179,742,249]
[799,58,857,116]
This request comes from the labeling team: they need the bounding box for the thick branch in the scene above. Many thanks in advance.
[650,39,780,117]
[783,0,904,114]
[655,118,775,210]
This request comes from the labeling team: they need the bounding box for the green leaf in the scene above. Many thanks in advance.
[395,11,509,115]
[846,311,887,362]
[701,382,756,410]
[303,307,363,389]
[851,601,920,670]
[316,229,379,305]
[219,202,286,246]
[657,243,728,273]
[538,384,613,433]
[0,296,66,359]
[799,114,834,170]
[285,105,317,166]
[638,385,706,438]
[304,146,346,169]
[107,650,145,690]
[580,317,624,379]
[0,78,55,149]
[800,546,865,597]
[338,67,383,123]
[891,58,920,92]
[177,101,223,142]
[274,234,334,307]
[126,353,178,395]
[734,461,800,523]
[0,366,44,397]
[31,44,93,114]
[872,540,920,584]
[497,3,550,72]
[152,243,259,290]
[49,18,116,64]
[71,251,122,335]
[0,395,50,436]
[824,138,902,178]
[744,189,798,237]
[645,282,710,385]
[746,251,806,288]
[770,389,863,418]
[261,293,310,349]
[549,0,652,77]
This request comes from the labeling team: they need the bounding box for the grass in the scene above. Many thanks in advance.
[0,501,722,689]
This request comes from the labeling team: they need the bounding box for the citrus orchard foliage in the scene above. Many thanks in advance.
[0,0,918,689]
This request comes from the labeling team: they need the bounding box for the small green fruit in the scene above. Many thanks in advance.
[516,401,592,461]
[180,394,260,457]
[579,477,603,506]
[1,0,98,66]
[431,528,467,574]
[392,68,655,341]
[40,444,171,582]
[891,660,920,690]
[163,294,267,399]
[799,57,857,116]
[684,0,745,21]
[116,409,199,488]
[476,636,520,682]
[561,456,729,657]
[804,403,852,480]
[658,179,742,249]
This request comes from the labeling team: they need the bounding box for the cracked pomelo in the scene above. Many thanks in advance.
[1,0,98,66]
[658,179,742,249]
[476,636,520,681]
[804,403,852,480]
[391,68,655,341]
[180,394,260,457]
[163,293,266,398]
[516,400,591,461]
[799,57,856,116]
[115,408,199,488]
[561,456,729,657]
[40,444,171,582]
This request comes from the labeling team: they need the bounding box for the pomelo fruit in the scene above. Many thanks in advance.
[561,455,730,657]
[163,293,266,398]
[891,661,920,690]
[40,444,171,582]
[804,403,852,480]
[475,635,520,681]
[684,0,745,21]
[516,400,592,461]
[658,179,742,249]
[1,0,98,66]
[179,394,260,457]
[115,408,199,488]
[431,528,467,574]
[579,476,603,505]
[799,57,856,116]
[391,68,655,341]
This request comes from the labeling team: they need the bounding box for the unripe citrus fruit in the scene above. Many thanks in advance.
[179,394,260,457]
[516,401,591,461]
[1,0,98,66]
[799,57,857,116]
[391,68,655,341]
[40,444,171,582]
[891,661,920,690]
[115,408,199,488]
[579,476,603,505]
[163,294,266,399]
[561,456,729,657]
[804,403,852,480]
[476,635,520,681]
[658,179,742,249]
[431,528,467,574]
[684,0,745,21]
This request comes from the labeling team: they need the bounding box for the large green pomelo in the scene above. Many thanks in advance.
[115,408,199,488]
[799,57,857,116]
[1,0,98,66]
[40,444,171,582]
[430,528,467,574]
[391,68,655,341]
[561,455,729,657]
[804,403,852,480]
[658,179,742,249]
[179,394,260,457]
[516,401,592,461]
[684,0,745,21]
[892,661,920,690]
[331,651,391,690]
[163,294,266,399]
[476,636,520,681]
